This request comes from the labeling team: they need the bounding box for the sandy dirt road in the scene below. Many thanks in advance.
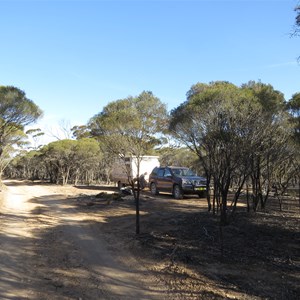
[0,180,167,300]
[1,180,298,300]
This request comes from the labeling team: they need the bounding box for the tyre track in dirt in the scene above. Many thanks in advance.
[0,180,168,300]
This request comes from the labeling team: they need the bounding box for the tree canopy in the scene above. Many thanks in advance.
[295,4,300,35]
[0,86,43,179]
[89,91,168,234]
[89,91,168,157]
[287,92,300,143]
[170,81,295,224]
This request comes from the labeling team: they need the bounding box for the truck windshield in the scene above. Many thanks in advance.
[172,168,195,176]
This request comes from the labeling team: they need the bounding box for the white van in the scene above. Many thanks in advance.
[110,156,160,189]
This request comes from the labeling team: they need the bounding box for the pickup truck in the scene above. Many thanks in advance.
[149,166,207,199]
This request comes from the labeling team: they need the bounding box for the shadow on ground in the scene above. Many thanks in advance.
[1,180,299,299]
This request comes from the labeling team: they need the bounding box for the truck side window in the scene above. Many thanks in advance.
[151,167,158,176]
[158,169,164,177]
[164,169,171,177]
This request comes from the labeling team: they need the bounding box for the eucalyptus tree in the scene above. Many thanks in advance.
[292,4,300,59]
[5,149,46,180]
[71,138,102,185]
[40,140,77,185]
[241,81,285,116]
[287,92,300,143]
[26,128,45,150]
[157,147,200,172]
[293,4,300,36]
[170,81,294,223]
[89,91,168,234]
[170,81,261,223]
[0,86,42,180]
[39,138,102,185]
[286,92,300,204]
[71,125,91,139]
[4,138,103,185]
[241,81,291,210]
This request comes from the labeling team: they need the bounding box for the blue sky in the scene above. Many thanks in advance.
[0,0,299,141]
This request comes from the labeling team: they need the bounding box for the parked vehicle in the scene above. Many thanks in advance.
[149,166,207,199]
[111,156,160,189]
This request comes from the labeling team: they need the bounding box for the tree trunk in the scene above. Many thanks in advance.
[131,178,140,235]
[220,192,228,225]
[206,177,211,212]
[246,185,250,212]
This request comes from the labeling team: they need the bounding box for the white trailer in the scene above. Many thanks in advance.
[111,156,160,189]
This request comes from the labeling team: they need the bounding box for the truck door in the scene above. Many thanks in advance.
[157,168,173,192]
[163,168,174,193]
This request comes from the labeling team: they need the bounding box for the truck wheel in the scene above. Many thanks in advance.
[198,191,207,198]
[173,185,183,199]
[150,183,158,195]
[117,181,123,190]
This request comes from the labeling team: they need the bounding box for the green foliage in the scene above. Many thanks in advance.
[170,80,296,222]
[288,92,300,113]
[5,138,104,185]
[294,5,300,35]
[241,81,285,116]
[0,86,43,151]
[157,147,201,173]
[287,93,300,144]
[38,139,101,185]
[89,91,168,234]
[89,91,168,157]
[0,86,43,127]
[71,125,91,139]
[0,85,42,179]
[4,149,44,180]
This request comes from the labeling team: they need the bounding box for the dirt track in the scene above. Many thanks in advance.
[0,180,299,300]
[0,180,166,300]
